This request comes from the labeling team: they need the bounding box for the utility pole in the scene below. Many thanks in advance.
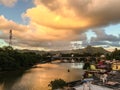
[9,29,12,47]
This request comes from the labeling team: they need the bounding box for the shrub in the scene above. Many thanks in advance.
[48,79,66,90]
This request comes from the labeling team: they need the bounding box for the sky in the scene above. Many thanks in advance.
[0,0,120,51]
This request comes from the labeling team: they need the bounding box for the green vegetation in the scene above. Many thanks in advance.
[106,48,120,60]
[0,45,119,71]
[0,46,41,71]
[48,79,66,90]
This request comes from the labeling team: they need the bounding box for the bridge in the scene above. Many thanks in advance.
[41,54,97,63]
[51,56,97,63]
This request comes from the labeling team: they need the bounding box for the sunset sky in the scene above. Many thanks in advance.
[0,0,120,51]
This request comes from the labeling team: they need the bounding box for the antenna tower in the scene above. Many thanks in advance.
[9,29,12,47]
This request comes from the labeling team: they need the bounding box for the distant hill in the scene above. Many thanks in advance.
[82,45,109,54]
[48,45,110,54]
[17,45,110,55]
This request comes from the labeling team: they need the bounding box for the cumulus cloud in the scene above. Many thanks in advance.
[26,0,120,30]
[14,40,73,50]
[89,29,120,47]
[25,0,90,30]
[20,0,120,50]
[0,15,30,43]
[0,15,87,50]
[0,0,17,7]
[1,0,120,50]
[91,29,120,42]
[0,15,28,31]
[0,15,31,46]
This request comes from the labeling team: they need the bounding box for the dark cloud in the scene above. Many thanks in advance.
[1,0,120,50]
[35,0,60,11]
[91,29,120,42]
[1,30,87,50]
[10,40,72,50]
[68,0,92,14]
[89,29,120,47]
[33,0,120,31]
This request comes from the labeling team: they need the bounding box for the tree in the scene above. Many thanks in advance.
[111,48,120,60]
[48,79,66,90]
[0,46,41,71]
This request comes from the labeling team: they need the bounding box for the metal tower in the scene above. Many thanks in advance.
[9,29,12,47]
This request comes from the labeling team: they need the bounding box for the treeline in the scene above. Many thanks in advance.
[61,48,120,61]
[1,46,119,71]
[106,48,120,60]
[0,46,41,71]
[61,52,104,57]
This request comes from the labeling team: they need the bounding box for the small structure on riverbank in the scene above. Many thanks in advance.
[75,84,113,90]
[71,70,120,90]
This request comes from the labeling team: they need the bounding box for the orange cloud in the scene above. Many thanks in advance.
[0,15,79,44]
[27,0,120,30]
[1,0,120,50]
[25,4,90,30]
[0,15,28,32]
[0,0,17,7]
[23,22,78,41]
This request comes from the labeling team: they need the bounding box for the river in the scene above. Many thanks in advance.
[0,63,84,90]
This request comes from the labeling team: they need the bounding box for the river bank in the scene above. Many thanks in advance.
[0,63,84,90]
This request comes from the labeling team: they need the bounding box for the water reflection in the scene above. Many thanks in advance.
[71,63,84,69]
[0,71,25,90]
[0,63,84,90]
